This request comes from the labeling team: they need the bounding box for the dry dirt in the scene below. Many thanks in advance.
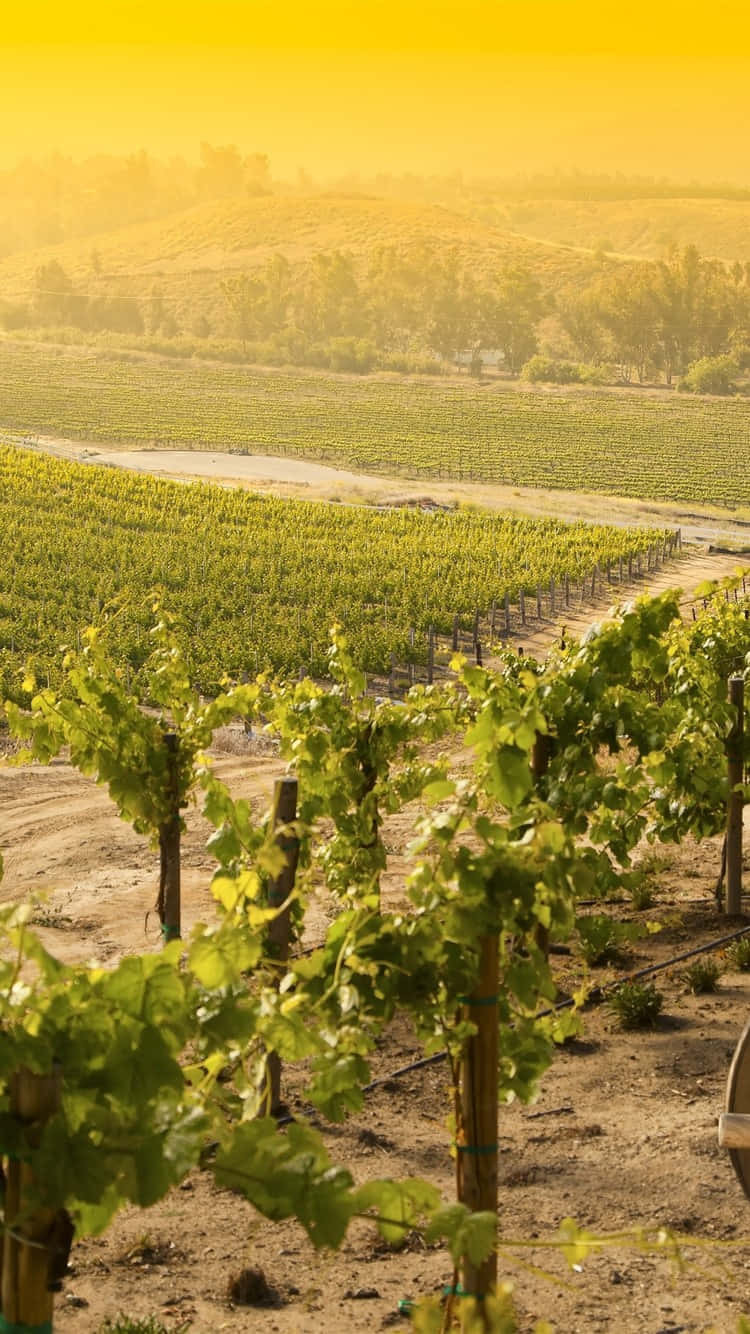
[20,434,750,548]
[3,551,750,1333]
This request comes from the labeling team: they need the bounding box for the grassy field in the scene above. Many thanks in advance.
[3,340,750,507]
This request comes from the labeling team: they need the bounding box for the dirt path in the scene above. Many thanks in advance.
[509,547,747,661]
[19,433,750,547]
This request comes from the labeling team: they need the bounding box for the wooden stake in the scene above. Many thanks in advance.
[549,578,555,617]
[427,626,435,684]
[158,731,181,945]
[453,614,460,653]
[564,573,570,606]
[532,733,553,959]
[536,585,542,620]
[726,675,745,916]
[267,777,300,1114]
[458,936,498,1328]
[2,1068,62,1331]
[519,588,526,626]
[503,593,511,636]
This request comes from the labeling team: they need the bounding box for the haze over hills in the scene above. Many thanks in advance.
[3,159,750,386]
[477,196,750,264]
[0,190,600,335]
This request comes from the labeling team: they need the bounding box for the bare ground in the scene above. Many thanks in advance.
[3,552,750,1332]
[19,434,750,547]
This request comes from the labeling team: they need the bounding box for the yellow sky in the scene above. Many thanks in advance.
[2,2,750,179]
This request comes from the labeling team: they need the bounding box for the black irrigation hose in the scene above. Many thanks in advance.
[275,919,750,1127]
[536,920,750,1019]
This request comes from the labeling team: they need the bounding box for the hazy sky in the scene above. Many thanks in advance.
[3,1,750,181]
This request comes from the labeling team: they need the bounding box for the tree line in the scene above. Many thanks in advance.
[0,144,272,258]
[222,242,750,386]
[4,241,750,390]
[221,246,545,373]
[555,245,750,386]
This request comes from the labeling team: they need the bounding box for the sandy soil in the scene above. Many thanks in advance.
[3,550,750,1331]
[20,434,750,548]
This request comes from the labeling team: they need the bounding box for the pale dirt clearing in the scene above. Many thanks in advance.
[19,433,750,547]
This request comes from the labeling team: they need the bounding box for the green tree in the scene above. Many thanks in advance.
[33,260,79,325]
[479,266,545,374]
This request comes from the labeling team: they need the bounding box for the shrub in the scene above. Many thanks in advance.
[522,354,580,384]
[683,956,722,993]
[679,354,739,396]
[578,361,612,386]
[327,336,378,374]
[608,980,663,1028]
[630,881,655,911]
[727,936,750,971]
[576,914,642,965]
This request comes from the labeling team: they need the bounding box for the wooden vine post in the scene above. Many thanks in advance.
[158,731,181,945]
[1,1067,65,1333]
[532,732,553,958]
[267,777,300,1114]
[457,936,499,1330]
[726,675,745,916]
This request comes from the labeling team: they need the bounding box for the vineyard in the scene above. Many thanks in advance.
[3,579,750,1330]
[3,342,750,506]
[0,444,667,695]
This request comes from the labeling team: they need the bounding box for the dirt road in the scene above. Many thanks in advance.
[20,433,750,547]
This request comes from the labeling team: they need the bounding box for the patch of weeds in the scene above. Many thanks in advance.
[608,980,663,1029]
[683,956,722,994]
[99,1318,178,1334]
[30,904,73,930]
[119,1235,182,1267]
[727,936,750,971]
[227,1266,283,1308]
[637,848,674,878]
[630,880,656,911]
[576,914,644,965]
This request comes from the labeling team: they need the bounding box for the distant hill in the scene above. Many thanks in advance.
[477,196,750,263]
[0,192,600,330]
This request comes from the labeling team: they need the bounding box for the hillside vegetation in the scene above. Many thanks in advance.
[5,159,750,386]
[0,192,595,335]
[484,196,750,263]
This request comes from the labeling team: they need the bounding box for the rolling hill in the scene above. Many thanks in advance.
[479,196,750,263]
[0,192,601,329]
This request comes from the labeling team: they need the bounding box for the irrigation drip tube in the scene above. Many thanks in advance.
[277,919,750,1127]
